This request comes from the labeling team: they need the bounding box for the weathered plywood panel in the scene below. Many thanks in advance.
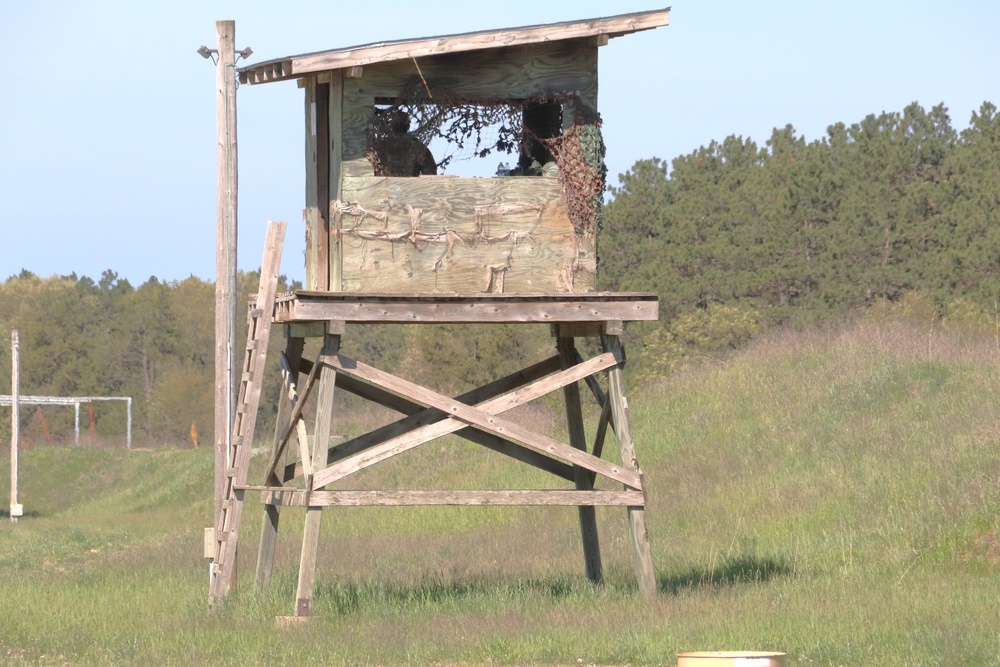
[319,43,606,293]
[336,175,595,293]
[342,41,597,104]
[342,95,373,167]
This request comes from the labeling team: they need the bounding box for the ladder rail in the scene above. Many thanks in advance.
[210,220,287,601]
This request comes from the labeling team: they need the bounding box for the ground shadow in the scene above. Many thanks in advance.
[659,554,791,595]
[0,508,42,519]
[273,556,791,612]
[310,575,586,614]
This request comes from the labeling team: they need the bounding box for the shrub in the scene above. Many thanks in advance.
[635,303,759,382]
[945,297,997,344]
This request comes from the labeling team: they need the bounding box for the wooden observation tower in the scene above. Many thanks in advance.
[209,8,670,615]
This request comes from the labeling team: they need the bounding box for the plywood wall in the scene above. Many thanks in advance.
[310,39,600,293]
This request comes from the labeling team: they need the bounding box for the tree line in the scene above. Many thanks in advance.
[1,101,996,445]
[0,271,248,446]
[0,270,557,446]
[602,101,1000,326]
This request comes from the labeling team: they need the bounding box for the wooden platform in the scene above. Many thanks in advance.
[218,285,661,614]
[271,290,660,324]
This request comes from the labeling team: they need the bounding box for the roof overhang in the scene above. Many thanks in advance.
[238,7,669,86]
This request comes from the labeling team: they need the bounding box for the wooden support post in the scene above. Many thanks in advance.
[214,19,239,535]
[10,331,21,523]
[601,333,657,598]
[303,77,332,291]
[328,70,344,291]
[556,333,602,583]
[256,332,306,592]
[294,332,341,617]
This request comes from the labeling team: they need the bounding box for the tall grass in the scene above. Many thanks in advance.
[0,319,997,665]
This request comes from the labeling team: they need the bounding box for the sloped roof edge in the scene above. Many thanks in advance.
[238,7,669,85]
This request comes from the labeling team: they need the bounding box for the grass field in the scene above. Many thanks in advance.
[1,319,998,666]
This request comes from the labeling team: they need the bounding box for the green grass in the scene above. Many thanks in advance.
[0,319,998,665]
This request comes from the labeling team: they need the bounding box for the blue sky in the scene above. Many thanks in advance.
[1,1,995,287]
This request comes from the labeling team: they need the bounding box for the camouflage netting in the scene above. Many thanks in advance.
[366,77,606,235]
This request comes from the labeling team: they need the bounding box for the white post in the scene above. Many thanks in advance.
[74,402,81,445]
[10,331,22,523]
[126,397,132,450]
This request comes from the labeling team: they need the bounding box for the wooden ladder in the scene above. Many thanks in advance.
[210,221,286,602]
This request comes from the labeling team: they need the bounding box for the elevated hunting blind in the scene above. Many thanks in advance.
[209,8,670,616]
[240,8,669,294]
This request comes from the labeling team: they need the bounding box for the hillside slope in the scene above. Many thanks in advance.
[0,319,997,665]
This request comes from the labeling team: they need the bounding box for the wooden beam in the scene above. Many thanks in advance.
[602,334,657,598]
[284,354,563,480]
[261,351,323,484]
[287,321,328,338]
[273,292,659,324]
[285,354,575,484]
[557,336,602,583]
[314,351,640,489]
[332,372,577,482]
[255,337,305,592]
[309,350,616,489]
[324,354,565,459]
[295,334,340,617]
[252,488,646,507]
[589,398,612,486]
[214,18,239,538]
[328,70,344,291]
[303,78,320,290]
[575,347,612,411]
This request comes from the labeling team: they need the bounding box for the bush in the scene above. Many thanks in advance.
[866,291,940,326]
[635,303,759,382]
[945,297,997,344]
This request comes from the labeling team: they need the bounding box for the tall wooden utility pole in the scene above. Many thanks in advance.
[214,20,239,531]
[10,331,22,523]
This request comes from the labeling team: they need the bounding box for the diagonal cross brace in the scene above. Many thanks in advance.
[311,351,640,490]
[309,350,621,488]
[284,357,576,484]
[260,351,323,484]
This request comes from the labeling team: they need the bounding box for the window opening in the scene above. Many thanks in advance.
[365,79,607,235]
